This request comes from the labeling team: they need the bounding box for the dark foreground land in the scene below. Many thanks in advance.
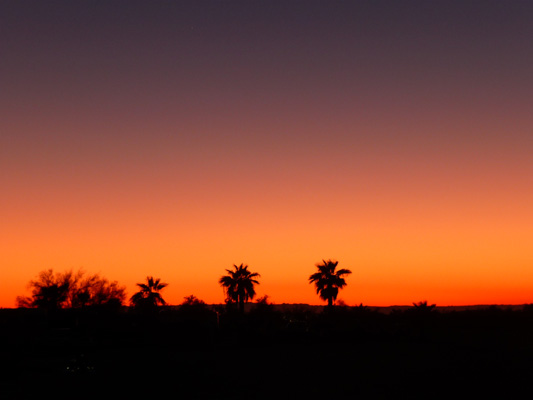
[2,304,533,399]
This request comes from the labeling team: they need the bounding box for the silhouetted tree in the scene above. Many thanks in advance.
[16,269,72,311]
[129,276,168,310]
[180,295,208,311]
[255,295,271,306]
[251,295,275,314]
[16,269,126,311]
[70,272,126,308]
[179,295,211,321]
[309,259,351,308]
[336,299,348,307]
[181,295,204,306]
[252,295,279,318]
[411,300,436,313]
[405,300,438,340]
[219,264,260,314]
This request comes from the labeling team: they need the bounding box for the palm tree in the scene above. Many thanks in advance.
[309,259,351,308]
[130,276,168,310]
[412,300,436,312]
[219,264,260,314]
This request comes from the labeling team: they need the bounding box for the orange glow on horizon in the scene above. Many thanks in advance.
[2,2,533,309]
[3,195,533,308]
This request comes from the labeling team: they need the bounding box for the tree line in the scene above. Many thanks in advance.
[15,259,351,312]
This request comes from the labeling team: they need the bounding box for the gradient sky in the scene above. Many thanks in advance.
[2,1,533,307]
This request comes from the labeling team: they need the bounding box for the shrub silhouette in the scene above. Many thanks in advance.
[254,295,273,310]
[16,269,126,311]
[181,294,206,306]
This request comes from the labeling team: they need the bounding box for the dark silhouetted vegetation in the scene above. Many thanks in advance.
[181,294,206,306]
[219,264,260,314]
[16,269,126,311]
[129,276,168,311]
[3,303,533,399]
[9,266,533,399]
[309,259,352,308]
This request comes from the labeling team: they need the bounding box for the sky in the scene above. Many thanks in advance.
[1,0,533,307]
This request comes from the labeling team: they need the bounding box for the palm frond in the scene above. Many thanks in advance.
[219,263,260,308]
[309,260,351,306]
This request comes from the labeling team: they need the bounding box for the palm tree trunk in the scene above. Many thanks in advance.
[239,296,245,314]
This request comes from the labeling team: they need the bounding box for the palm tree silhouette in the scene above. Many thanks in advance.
[219,264,260,314]
[130,276,168,309]
[309,259,351,308]
[412,300,436,312]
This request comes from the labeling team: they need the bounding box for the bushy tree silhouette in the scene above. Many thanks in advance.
[179,295,212,324]
[219,264,260,314]
[16,269,126,311]
[130,276,168,310]
[181,295,205,306]
[16,269,72,310]
[70,272,126,308]
[251,295,277,317]
[309,259,351,308]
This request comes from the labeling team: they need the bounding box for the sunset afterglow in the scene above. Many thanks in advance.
[2,1,533,308]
